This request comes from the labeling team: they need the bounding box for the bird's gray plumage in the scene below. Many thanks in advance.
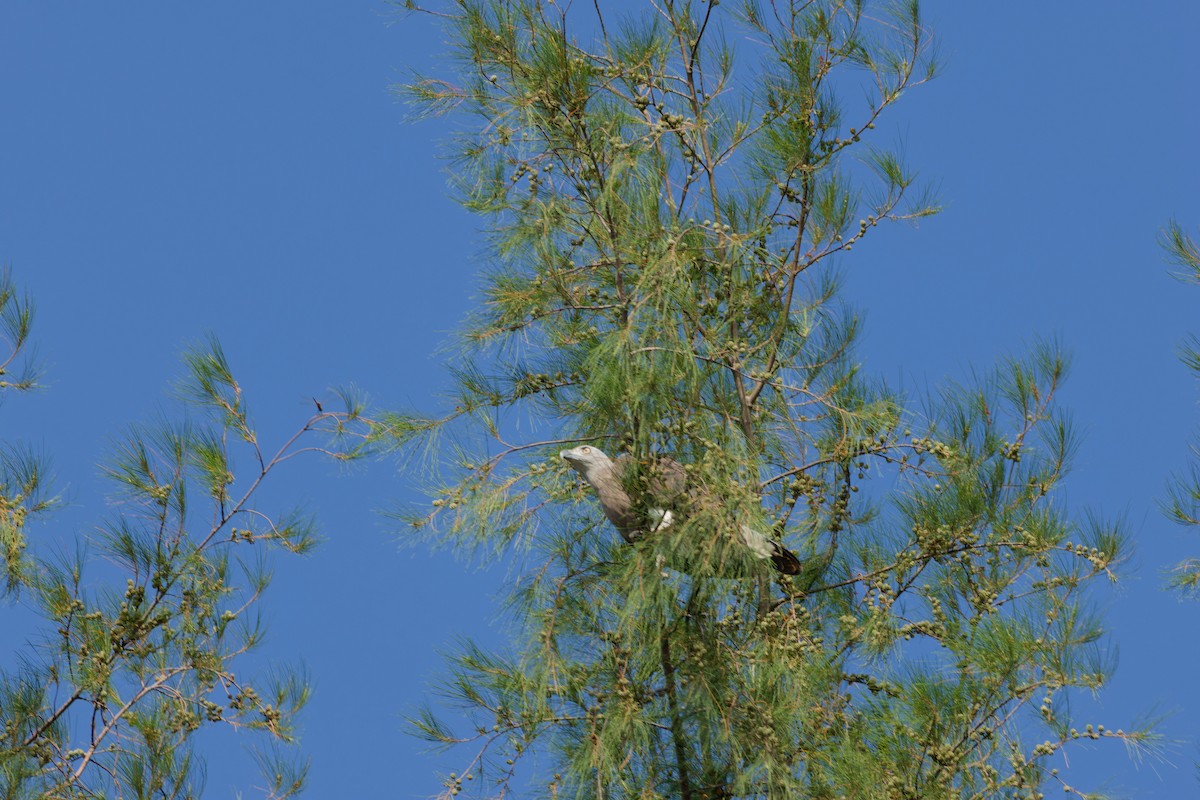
[560,445,802,574]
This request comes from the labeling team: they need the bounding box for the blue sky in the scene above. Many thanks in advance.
[2,1,1199,797]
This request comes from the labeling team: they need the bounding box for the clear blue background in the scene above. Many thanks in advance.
[1,2,1198,796]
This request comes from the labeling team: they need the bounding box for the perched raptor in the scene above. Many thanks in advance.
[560,445,802,574]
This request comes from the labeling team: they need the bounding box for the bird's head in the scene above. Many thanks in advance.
[560,445,612,478]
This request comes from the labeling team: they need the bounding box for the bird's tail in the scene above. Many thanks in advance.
[738,524,802,575]
[769,542,802,575]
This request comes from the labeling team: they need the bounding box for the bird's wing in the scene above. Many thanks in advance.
[651,457,688,499]
[614,455,687,502]
[609,455,687,537]
[608,453,802,574]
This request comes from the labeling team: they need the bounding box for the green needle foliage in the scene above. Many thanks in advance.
[1161,219,1200,595]
[393,2,1149,798]
[0,279,373,798]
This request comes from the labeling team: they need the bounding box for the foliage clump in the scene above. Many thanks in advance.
[0,272,372,798]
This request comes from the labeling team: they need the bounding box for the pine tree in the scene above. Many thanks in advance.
[0,272,372,798]
[393,2,1153,797]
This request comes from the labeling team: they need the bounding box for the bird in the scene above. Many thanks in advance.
[560,444,802,574]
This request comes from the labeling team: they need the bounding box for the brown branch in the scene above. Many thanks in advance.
[660,630,694,800]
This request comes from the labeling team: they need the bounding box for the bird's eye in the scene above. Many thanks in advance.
[581,446,591,453]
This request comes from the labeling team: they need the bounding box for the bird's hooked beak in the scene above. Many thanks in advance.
[560,445,601,474]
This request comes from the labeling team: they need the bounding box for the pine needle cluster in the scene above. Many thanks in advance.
[1162,220,1200,595]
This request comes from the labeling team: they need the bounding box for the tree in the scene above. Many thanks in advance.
[1161,220,1200,595]
[392,1,1153,798]
[0,272,371,798]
